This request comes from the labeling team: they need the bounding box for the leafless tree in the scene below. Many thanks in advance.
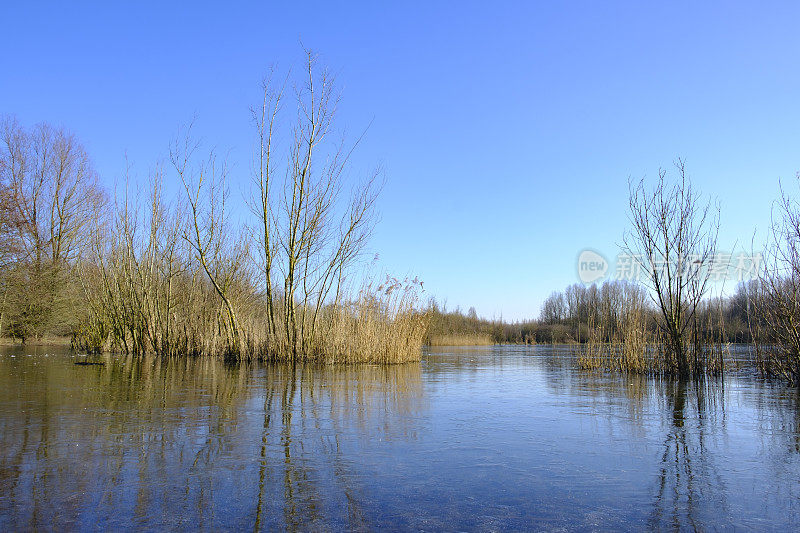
[250,50,381,358]
[539,291,567,324]
[623,160,719,376]
[752,175,800,383]
[1,58,422,363]
[0,116,106,340]
[172,133,249,356]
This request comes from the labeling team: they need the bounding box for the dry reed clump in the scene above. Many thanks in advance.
[280,277,429,364]
[578,315,606,370]
[72,224,429,363]
[426,334,494,347]
[576,287,736,376]
[73,254,429,364]
[617,305,647,373]
[578,319,732,375]
[579,306,649,373]
[70,56,430,365]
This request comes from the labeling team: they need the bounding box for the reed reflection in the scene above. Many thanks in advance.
[0,352,424,531]
[253,362,424,531]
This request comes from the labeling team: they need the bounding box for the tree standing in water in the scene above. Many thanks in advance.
[623,160,719,376]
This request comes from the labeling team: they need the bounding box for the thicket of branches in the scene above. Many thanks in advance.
[623,162,720,376]
[0,117,106,342]
[0,54,428,363]
[749,177,800,384]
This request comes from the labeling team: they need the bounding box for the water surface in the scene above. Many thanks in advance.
[1,345,799,530]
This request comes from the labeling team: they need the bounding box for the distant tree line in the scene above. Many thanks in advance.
[426,279,750,347]
[427,165,800,384]
[538,280,755,345]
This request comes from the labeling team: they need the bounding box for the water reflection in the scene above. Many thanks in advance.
[1,346,800,530]
[252,362,424,531]
[0,351,423,530]
[647,380,730,529]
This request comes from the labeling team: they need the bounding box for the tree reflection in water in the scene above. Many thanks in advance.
[648,379,731,530]
[2,346,800,530]
[0,351,424,530]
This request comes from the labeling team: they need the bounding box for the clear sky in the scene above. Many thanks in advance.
[2,2,799,320]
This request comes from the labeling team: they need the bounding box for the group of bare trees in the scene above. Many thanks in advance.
[540,281,648,338]
[245,55,381,358]
[621,163,800,383]
[76,171,241,357]
[538,162,735,376]
[561,161,800,382]
[1,53,427,363]
[542,161,736,375]
[6,52,800,376]
[0,117,106,341]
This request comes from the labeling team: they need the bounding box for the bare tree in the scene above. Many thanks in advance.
[623,160,719,376]
[172,133,249,356]
[250,50,380,358]
[752,175,800,383]
[0,116,106,340]
[539,291,567,324]
[250,68,286,340]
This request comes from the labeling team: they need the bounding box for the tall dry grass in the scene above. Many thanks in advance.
[70,173,428,363]
[577,280,735,376]
[579,287,649,372]
[246,277,429,364]
[76,277,428,366]
[579,313,730,375]
[70,56,429,364]
[72,204,429,364]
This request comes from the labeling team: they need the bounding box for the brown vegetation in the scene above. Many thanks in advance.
[1,54,428,363]
[4,61,800,381]
[0,117,106,342]
[749,177,800,384]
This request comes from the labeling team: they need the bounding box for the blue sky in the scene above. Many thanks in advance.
[2,2,799,320]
